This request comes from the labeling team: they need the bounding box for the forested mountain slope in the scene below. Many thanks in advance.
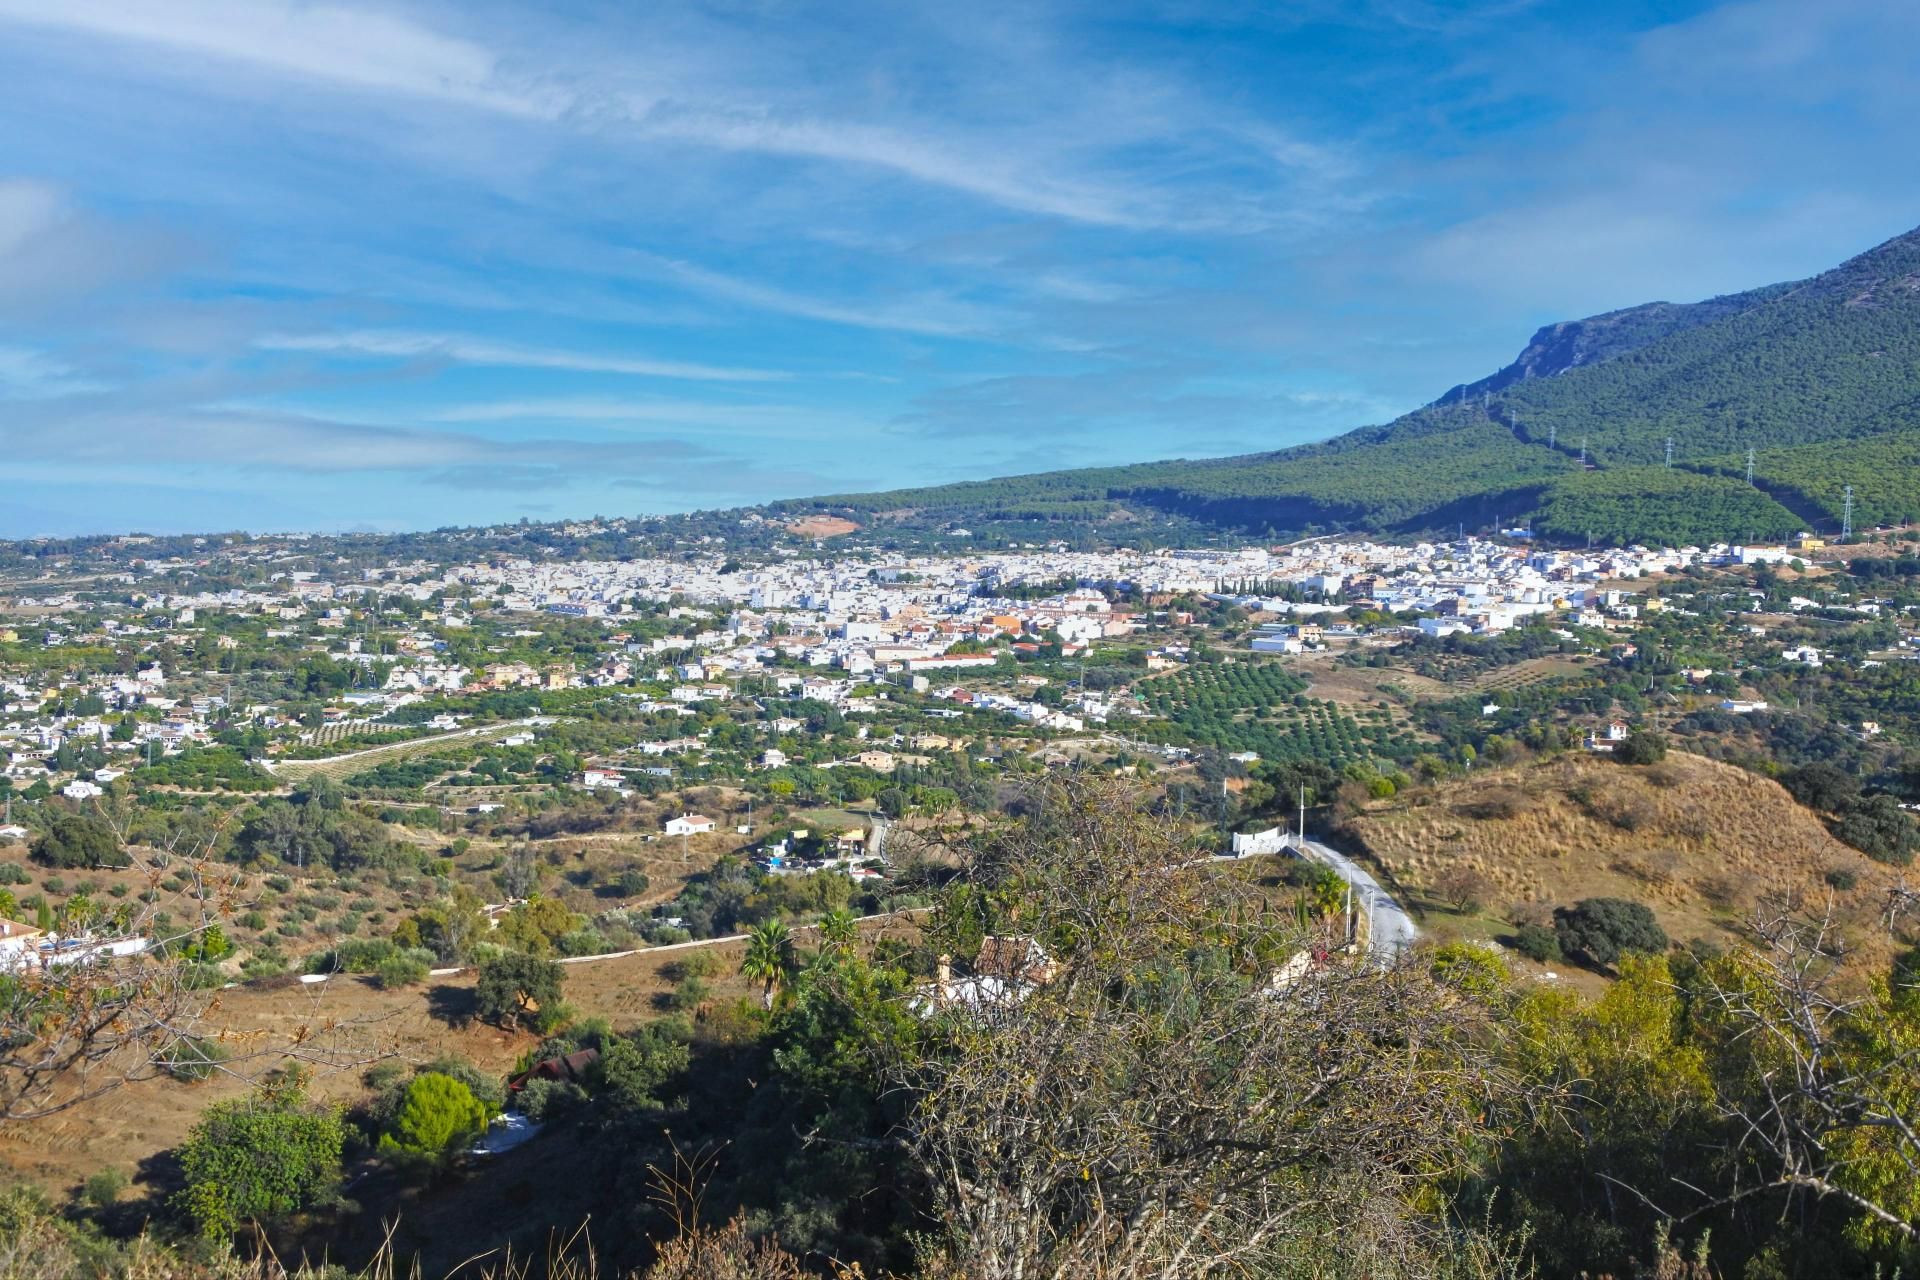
[776,224,1920,546]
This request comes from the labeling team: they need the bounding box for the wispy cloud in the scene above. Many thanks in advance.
[636,253,1009,338]
[0,344,102,398]
[256,330,787,382]
[0,0,560,117]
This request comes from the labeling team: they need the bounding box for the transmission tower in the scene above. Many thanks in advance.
[1664,436,1674,467]
[1745,446,1756,486]
[1842,485,1854,540]
[1578,437,1587,465]
[1548,422,1556,449]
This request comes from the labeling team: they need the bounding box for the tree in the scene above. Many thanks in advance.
[475,951,564,1030]
[1433,864,1493,914]
[175,1070,345,1238]
[1781,762,1862,813]
[816,907,859,956]
[1615,730,1668,766]
[1554,897,1669,969]
[30,813,129,870]
[1833,793,1917,866]
[380,1071,489,1159]
[741,919,795,1010]
[894,777,1514,1278]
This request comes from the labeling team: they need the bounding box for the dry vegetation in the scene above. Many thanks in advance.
[0,938,759,1194]
[1343,750,1892,958]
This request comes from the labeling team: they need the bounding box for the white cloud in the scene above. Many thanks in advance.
[638,253,1009,337]
[0,0,559,117]
[430,396,859,437]
[256,330,787,382]
[0,344,102,398]
[0,1,1343,232]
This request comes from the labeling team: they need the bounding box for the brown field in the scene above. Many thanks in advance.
[1343,751,1893,961]
[783,515,859,538]
[0,942,749,1195]
[0,910,920,1200]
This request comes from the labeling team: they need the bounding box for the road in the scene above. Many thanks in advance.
[1291,836,1418,965]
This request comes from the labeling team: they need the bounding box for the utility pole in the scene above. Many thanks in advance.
[1842,485,1854,540]
[1297,784,1307,846]
[1746,446,1756,487]
[1665,436,1675,467]
[1579,437,1587,466]
[1548,422,1556,449]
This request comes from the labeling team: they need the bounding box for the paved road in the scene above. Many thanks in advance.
[1292,836,1418,965]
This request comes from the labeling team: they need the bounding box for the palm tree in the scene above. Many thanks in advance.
[741,919,794,1010]
[817,908,859,956]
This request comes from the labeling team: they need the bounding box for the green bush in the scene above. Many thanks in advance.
[379,1072,489,1159]
[1554,898,1669,969]
[515,1077,586,1123]
[30,814,129,870]
[80,1168,127,1211]
[163,1037,232,1082]
[175,1072,344,1238]
[375,951,432,989]
[1512,924,1562,963]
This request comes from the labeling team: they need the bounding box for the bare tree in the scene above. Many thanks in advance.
[1642,896,1920,1245]
[893,778,1520,1280]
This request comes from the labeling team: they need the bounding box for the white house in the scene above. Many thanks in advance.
[663,814,715,837]
[580,768,626,791]
[62,779,104,800]
[0,918,46,970]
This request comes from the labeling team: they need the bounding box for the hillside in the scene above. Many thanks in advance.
[1340,751,1892,963]
[775,224,1920,546]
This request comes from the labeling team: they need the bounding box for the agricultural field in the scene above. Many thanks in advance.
[1137,660,1417,763]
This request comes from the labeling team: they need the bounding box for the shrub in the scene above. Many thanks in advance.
[1554,898,1669,969]
[30,814,130,870]
[0,863,29,885]
[1780,762,1861,813]
[1512,924,1561,963]
[379,1072,489,1159]
[175,1072,344,1238]
[80,1168,128,1211]
[163,1037,232,1082]
[1832,794,1917,866]
[1614,732,1668,766]
[375,951,432,989]
[1825,866,1860,891]
[420,1054,507,1113]
[515,1076,587,1122]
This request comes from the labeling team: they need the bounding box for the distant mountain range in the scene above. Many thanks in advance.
[773,224,1920,547]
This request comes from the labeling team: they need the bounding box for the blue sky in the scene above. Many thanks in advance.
[1,0,1917,536]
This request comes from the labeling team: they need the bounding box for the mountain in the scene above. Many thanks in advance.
[774,224,1920,547]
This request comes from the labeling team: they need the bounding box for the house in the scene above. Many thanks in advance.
[663,814,715,837]
[1585,720,1629,753]
[506,1047,600,1094]
[62,779,104,800]
[973,935,1057,985]
[0,824,29,843]
[1721,699,1770,714]
[580,768,626,791]
[0,918,46,969]
[912,936,1058,1018]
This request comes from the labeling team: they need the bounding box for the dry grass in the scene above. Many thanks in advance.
[0,941,757,1195]
[1345,751,1895,960]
